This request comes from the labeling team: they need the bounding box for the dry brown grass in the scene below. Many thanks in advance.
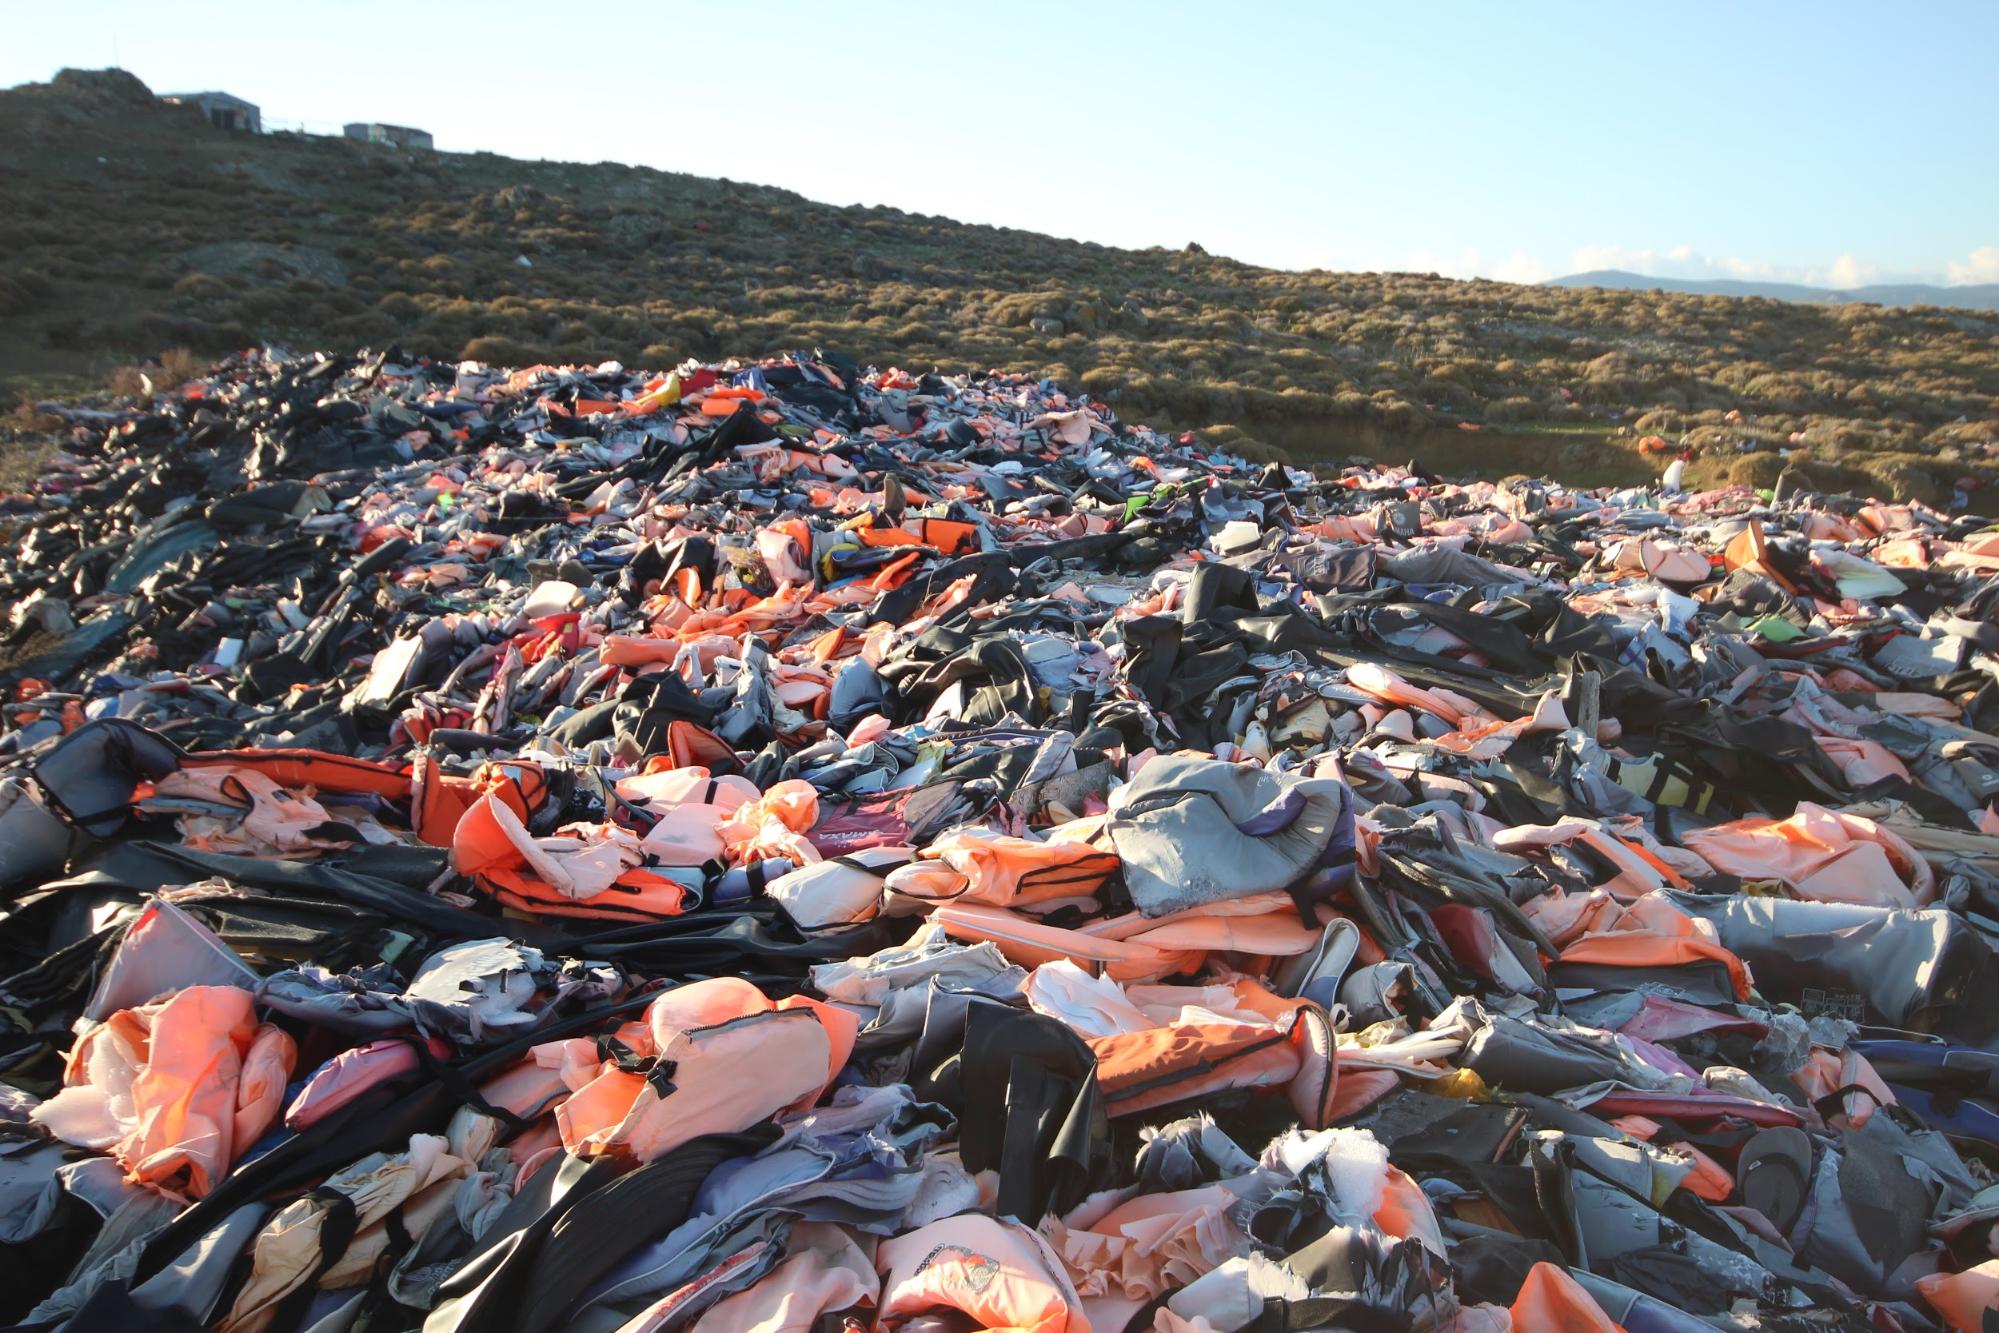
[1,68,1995,496]
[104,345,202,399]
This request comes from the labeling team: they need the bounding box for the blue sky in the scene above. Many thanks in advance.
[9,1,1997,287]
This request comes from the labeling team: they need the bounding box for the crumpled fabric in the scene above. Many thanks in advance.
[1100,755,1351,916]
[1683,801,1936,907]
[452,791,697,918]
[32,985,295,1199]
[877,1212,1089,1333]
[4,346,1999,1332]
[891,827,1119,910]
[537,977,854,1162]
[679,1221,879,1333]
[220,1133,474,1333]
[1044,1184,1243,1302]
[257,936,620,1044]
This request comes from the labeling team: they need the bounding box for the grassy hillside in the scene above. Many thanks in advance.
[4,68,1998,500]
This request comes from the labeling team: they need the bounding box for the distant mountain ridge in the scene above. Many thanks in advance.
[1546,269,1999,312]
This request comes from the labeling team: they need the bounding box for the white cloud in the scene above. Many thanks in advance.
[1717,255,1776,279]
[1398,247,1552,285]
[1568,244,1641,274]
[1399,248,1480,279]
[1946,245,1999,285]
[1488,251,1555,285]
[1568,244,1780,281]
[1821,253,1874,288]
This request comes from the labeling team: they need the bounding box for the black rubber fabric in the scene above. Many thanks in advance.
[513,1128,777,1333]
[912,996,1108,1222]
[422,1125,779,1333]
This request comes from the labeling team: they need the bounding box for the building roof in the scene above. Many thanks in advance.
[162,91,259,109]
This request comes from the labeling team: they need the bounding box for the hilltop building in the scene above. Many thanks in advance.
[344,122,433,150]
[160,90,260,132]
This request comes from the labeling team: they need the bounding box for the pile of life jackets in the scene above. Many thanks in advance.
[0,345,1997,1329]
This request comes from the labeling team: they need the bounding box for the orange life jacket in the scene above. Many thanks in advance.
[1089,997,1339,1128]
[182,747,411,803]
[411,753,551,848]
